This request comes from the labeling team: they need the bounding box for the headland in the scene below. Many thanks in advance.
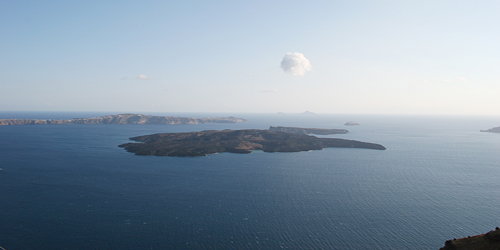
[440,228,500,250]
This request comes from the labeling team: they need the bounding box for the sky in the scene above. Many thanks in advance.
[2,0,500,115]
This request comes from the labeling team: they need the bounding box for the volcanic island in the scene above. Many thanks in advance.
[119,128,386,157]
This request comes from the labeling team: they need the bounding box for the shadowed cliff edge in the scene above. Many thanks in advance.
[440,228,500,250]
[119,129,386,157]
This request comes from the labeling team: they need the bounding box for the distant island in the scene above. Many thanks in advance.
[274,111,316,115]
[344,121,360,126]
[440,227,500,250]
[269,126,348,135]
[0,113,247,126]
[480,126,500,133]
[119,129,386,157]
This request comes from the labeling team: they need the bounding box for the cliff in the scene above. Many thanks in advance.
[269,126,348,135]
[0,114,247,126]
[440,228,500,250]
[119,129,386,157]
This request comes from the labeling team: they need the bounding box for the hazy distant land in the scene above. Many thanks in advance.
[0,113,247,126]
[119,129,386,157]
[480,126,500,133]
[275,111,315,115]
[269,126,348,135]
[344,121,360,126]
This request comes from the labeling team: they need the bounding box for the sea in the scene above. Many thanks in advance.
[1,112,499,250]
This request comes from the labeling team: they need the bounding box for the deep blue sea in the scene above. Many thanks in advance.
[1,112,500,249]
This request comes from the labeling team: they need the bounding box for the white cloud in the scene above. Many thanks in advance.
[136,74,153,80]
[442,79,452,82]
[258,88,278,93]
[280,52,312,76]
[457,77,467,82]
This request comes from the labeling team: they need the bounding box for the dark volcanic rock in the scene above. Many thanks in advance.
[0,114,247,126]
[269,126,348,135]
[440,228,500,250]
[119,129,386,157]
[480,126,500,133]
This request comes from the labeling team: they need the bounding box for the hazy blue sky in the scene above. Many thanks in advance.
[2,0,500,114]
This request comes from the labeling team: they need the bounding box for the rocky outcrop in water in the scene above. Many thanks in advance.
[269,126,348,135]
[0,114,247,126]
[119,129,386,157]
[440,227,500,250]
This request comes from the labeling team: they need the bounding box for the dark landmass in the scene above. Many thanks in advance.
[480,126,500,133]
[301,111,315,115]
[269,126,348,135]
[119,129,386,157]
[345,121,360,126]
[440,228,500,250]
[0,113,247,126]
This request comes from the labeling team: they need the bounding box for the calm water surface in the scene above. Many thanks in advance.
[1,112,499,249]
